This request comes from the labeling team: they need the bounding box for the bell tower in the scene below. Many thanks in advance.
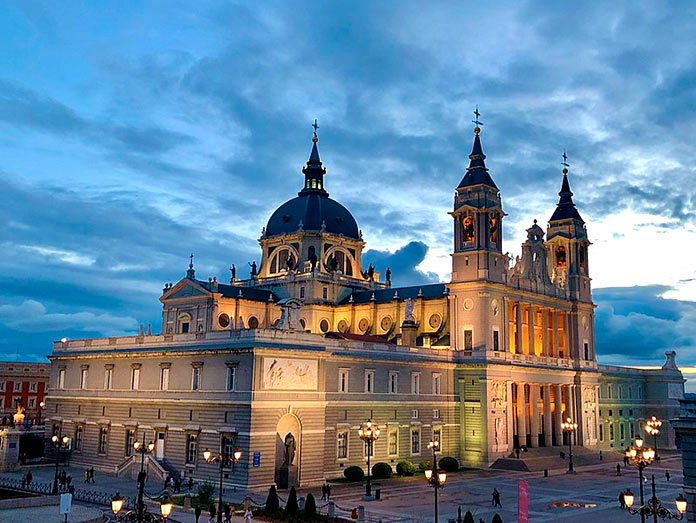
[451,109,506,283]
[546,153,592,302]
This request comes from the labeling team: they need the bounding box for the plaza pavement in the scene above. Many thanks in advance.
[0,457,686,522]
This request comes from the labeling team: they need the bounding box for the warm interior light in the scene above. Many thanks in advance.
[111,493,125,515]
[438,472,447,485]
[203,448,212,462]
[675,494,688,514]
[624,490,634,508]
[160,494,173,518]
[425,469,433,480]
[233,450,243,462]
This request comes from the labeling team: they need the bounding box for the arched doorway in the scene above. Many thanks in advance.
[275,413,301,489]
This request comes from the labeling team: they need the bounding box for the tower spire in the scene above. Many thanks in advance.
[186,253,196,279]
[550,151,584,222]
[299,119,327,195]
[457,106,497,190]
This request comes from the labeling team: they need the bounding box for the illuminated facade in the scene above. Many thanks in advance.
[47,124,683,488]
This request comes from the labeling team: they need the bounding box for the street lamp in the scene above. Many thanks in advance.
[626,437,656,523]
[645,416,663,461]
[561,417,577,474]
[132,432,155,523]
[425,440,446,523]
[624,475,687,521]
[358,419,380,499]
[111,490,174,522]
[37,401,46,425]
[203,446,242,523]
[51,433,70,494]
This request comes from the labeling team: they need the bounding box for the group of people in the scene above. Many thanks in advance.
[83,467,95,483]
[320,482,332,500]
[56,469,73,491]
[193,502,250,523]
[20,470,33,488]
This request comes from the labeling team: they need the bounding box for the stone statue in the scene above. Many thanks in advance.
[230,264,236,281]
[282,433,296,466]
[404,298,415,323]
[249,261,257,277]
[385,267,391,283]
[663,350,678,370]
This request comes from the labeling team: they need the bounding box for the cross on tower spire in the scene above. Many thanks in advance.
[472,105,483,134]
[312,119,319,143]
[186,253,196,279]
[562,151,570,174]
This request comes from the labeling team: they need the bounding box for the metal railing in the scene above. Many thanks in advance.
[0,476,134,509]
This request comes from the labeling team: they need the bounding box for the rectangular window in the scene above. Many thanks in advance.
[13,382,21,392]
[628,387,633,399]
[181,322,190,333]
[12,397,21,409]
[389,372,398,394]
[221,435,235,464]
[131,368,140,390]
[607,384,613,399]
[300,287,305,299]
[0,382,5,391]
[618,385,623,399]
[103,368,112,390]
[630,422,635,438]
[226,367,236,391]
[609,423,615,441]
[57,369,65,389]
[322,287,328,299]
[620,423,625,440]
[160,367,170,391]
[99,427,108,454]
[337,431,348,459]
[29,382,37,392]
[28,398,36,409]
[432,373,441,395]
[584,342,590,360]
[74,425,83,452]
[388,429,398,456]
[464,329,473,350]
[411,373,420,394]
[79,369,88,389]
[599,423,604,442]
[125,429,135,456]
[493,329,500,351]
[433,409,440,419]
[186,434,198,464]
[192,368,200,391]
[411,428,420,455]
[339,369,349,393]
[412,409,419,419]
[364,371,375,393]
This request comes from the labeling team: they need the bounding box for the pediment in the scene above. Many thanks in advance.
[160,279,211,301]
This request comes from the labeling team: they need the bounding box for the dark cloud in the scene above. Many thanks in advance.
[362,241,440,288]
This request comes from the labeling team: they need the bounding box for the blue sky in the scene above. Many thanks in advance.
[0,1,695,377]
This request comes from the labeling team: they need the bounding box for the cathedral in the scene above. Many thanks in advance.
[47,117,684,489]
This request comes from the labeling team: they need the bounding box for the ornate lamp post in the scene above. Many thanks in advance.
[358,419,380,499]
[626,437,656,523]
[561,417,577,473]
[111,491,173,522]
[133,433,155,523]
[645,416,663,461]
[37,401,45,425]
[203,446,242,523]
[51,433,70,494]
[425,440,446,523]
[624,475,687,522]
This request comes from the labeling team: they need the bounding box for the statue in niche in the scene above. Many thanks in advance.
[404,298,415,323]
[282,433,296,466]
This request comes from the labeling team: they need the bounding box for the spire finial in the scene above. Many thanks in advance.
[472,105,483,135]
[562,150,569,175]
[186,253,196,279]
[312,119,319,143]
[189,253,194,269]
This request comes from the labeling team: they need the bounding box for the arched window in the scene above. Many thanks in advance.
[324,248,354,276]
[269,247,298,275]
[462,216,474,245]
[555,246,567,268]
[490,213,499,245]
[178,313,192,334]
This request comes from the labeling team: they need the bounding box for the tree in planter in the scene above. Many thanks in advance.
[265,485,280,512]
[304,492,316,518]
[285,486,299,515]
[492,514,503,523]
[463,510,475,523]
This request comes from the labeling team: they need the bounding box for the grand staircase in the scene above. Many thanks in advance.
[491,446,623,472]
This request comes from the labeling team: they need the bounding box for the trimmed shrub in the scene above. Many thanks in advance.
[304,492,316,517]
[396,460,416,476]
[265,485,279,512]
[419,460,433,472]
[344,466,365,482]
[438,456,459,472]
[463,510,475,523]
[285,486,298,515]
[371,462,393,479]
[197,482,215,505]
[492,514,503,523]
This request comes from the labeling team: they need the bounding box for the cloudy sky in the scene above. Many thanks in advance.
[1,1,695,382]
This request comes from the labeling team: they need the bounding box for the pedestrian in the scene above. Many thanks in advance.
[66,474,72,489]
[492,488,502,507]
[244,508,253,523]
[21,473,26,489]
[623,455,629,466]
[188,476,194,491]
[194,505,202,523]
[26,470,32,487]
[666,471,671,482]
[209,502,217,523]
[515,447,521,459]
[321,483,327,500]
[616,463,621,476]
[90,467,95,483]
[618,491,625,509]
[84,469,89,483]
[326,483,331,500]
[224,503,232,523]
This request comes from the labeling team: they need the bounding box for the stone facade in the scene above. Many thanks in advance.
[0,361,49,423]
[46,125,684,488]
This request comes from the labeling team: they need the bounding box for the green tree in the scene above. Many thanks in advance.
[304,492,317,518]
[285,486,299,515]
[265,485,279,512]
[463,510,475,523]
[197,482,215,505]
[492,514,503,523]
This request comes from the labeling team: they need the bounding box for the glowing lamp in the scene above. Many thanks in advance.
[676,493,688,514]
[133,441,141,451]
[111,493,125,515]
[424,469,433,480]
[203,448,213,462]
[52,435,59,444]
[148,441,155,453]
[233,450,243,462]
[635,438,644,448]
[62,436,69,445]
[624,490,634,508]
[160,493,173,519]
[438,472,447,485]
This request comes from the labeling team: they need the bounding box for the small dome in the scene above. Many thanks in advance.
[265,193,360,240]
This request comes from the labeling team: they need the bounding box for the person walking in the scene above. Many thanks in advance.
[666,471,671,482]
[492,488,502,507]
[616,463,621,476]
[21,473,26,489]
[188,476,194,491]
[618,491,626,509]
[244,507,253,523]
[194,505,202,523]
[209,502,217,523]
[326,483,331,500]
[224,503,232,523]
[26,470,32,487]
[321,483,327,501]
[84,469,89,483]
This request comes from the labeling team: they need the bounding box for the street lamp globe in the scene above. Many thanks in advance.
[62,436,70,445]
[233,449,243,462]
[425,469,433,480]
[51,435,58,444]
[624,489,634,508]
[203,448,213,463]
[675,493,688,515]
[111,492,124,515]
[133,440,141,451]
[147,441,155,453]
[160,494,173,519]
[438,472,447,485]
[635,437,644,448]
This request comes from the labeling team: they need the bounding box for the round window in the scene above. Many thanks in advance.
[380,316,393,331]
[218,313,230,328]
[358,318,370,333]
[248,316,259,329]
[428,314,442,329]
[337,320,349,333]
[319,319,330,333]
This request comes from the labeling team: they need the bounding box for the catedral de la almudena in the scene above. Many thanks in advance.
[47,121,684,489]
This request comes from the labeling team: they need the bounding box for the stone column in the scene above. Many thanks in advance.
[543,384,553,447]
[553,384,564,446]
[529,383,540,448]
[506,380,515,452]
[541,308,549,357]
[567,384,576,444]
[515,302,523,355]
[528,305,535,356]
[564,312,572,360]
[516,382,527,448]
[553,310,560,358]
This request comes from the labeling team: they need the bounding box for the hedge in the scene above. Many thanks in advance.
[371,462,393,479]
[438,456,459,472]
[343,465,365,481]
[419,460,433,472]
[396,460,416,476]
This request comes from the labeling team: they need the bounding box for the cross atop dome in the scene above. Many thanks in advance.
[300,119,327,196]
